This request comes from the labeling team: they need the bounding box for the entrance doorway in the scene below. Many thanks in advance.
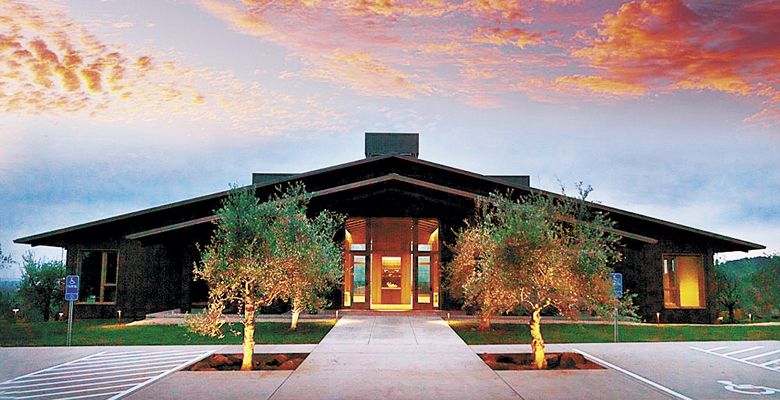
[343,217,440,311]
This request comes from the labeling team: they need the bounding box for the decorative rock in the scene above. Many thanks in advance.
[273,354,289,364]
[559,352,586,369]
[209,354,232,368]
[278,360,297,370]
[496,355,515,364]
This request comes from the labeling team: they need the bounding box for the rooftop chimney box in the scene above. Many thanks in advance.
[365,132,419,158]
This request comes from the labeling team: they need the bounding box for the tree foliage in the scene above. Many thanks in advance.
[18,252,65,322]
[713,260,741,323]
[447,191,622,368]
[273,185,343,330]
[185,183,342,369]
[751,255,780,318]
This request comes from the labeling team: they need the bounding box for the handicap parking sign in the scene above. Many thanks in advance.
[65,275,79,301]
[610,273,623,299]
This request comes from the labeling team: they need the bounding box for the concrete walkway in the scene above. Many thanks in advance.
[268,315,521,399]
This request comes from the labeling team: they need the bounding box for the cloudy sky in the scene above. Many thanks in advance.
[1,0,778,279]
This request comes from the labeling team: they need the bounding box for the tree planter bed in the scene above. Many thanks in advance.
[479,352,605,370]
[186,353,308,371]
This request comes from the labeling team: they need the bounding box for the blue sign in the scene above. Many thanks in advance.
[65,275,79,302]
[610,273,623,299]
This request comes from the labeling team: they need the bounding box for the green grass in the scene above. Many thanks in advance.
[0,319,335,347]
[450,321,780,345]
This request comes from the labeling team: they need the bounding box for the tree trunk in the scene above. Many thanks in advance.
[478,313,492,331]
[727,305,735,323]
[241,301,255,371]
[529,308,547,369]
[290,303,302,331]
[42,294,50,322]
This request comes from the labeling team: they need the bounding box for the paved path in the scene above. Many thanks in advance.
[268,315,521,400]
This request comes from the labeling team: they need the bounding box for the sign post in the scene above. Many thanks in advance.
[64,275,79,346]
[610,273,623,343]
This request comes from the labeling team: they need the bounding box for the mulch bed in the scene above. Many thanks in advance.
[479,352,605,370]
[186,353,308,371]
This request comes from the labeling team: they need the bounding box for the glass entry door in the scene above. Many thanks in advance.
[369,218,413,310]
[370,253,412,309]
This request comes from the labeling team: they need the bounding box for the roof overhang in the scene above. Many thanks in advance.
[122,173,658,245]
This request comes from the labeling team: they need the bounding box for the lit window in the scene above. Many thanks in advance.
[353,256,366,303]
[417,256,431,303]
[79,250,118,304]
[381,257,401,289]
[662,255,705,308]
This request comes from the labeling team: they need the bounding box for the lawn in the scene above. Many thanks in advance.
[450,321,780,345]
[0,319,335,347]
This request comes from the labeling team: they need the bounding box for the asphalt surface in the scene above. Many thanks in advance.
[0,324,778,399]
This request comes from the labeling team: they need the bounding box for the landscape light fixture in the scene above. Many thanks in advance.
[117,310,122,321]
[656,312,660,324]
[12,308,19,320]
[58,312,64,320]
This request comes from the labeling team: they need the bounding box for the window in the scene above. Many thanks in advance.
[381,257,401,289]
[417,256,431,303]
[662,255,704,308]
[78,250,118,304]
[353,256,366,303]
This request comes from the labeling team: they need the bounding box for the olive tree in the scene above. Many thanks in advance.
[186,184,342,370]
[186,185,294,370]
[448,191,621,369]
[274,189,343,330]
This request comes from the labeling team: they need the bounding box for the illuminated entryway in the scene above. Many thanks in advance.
[343,217,440,310]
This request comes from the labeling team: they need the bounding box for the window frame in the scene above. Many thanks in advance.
[76,249,119,305]
[661,253,706,310]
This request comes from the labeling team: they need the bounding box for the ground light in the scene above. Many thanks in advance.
[12,308,19,320]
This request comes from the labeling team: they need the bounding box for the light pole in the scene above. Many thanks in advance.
[12,308,19,321]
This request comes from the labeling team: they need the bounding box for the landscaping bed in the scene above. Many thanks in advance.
[479,352,604,370]
[187,353,309,371]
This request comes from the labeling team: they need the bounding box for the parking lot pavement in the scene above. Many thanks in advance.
[473,341,780,399]
[0,349,213,400]
[691,343,780,372]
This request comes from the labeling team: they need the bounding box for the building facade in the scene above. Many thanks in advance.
[16,133,764,322]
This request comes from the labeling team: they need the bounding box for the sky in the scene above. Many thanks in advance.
[1,0,778,279]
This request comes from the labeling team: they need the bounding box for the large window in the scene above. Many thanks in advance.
[662,255,705,308]
[78,250,118,304]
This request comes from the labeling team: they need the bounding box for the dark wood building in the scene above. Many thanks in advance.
[15,133,764,323]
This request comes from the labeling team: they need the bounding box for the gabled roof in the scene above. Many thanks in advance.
[15,154,765,252]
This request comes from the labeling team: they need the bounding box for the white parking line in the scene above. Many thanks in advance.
[691,345,780,373]
[573,349,694,400]
[0,350,213,400]
[760,358,780,367]
[742,350,780,362]
[722,346,763,356]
